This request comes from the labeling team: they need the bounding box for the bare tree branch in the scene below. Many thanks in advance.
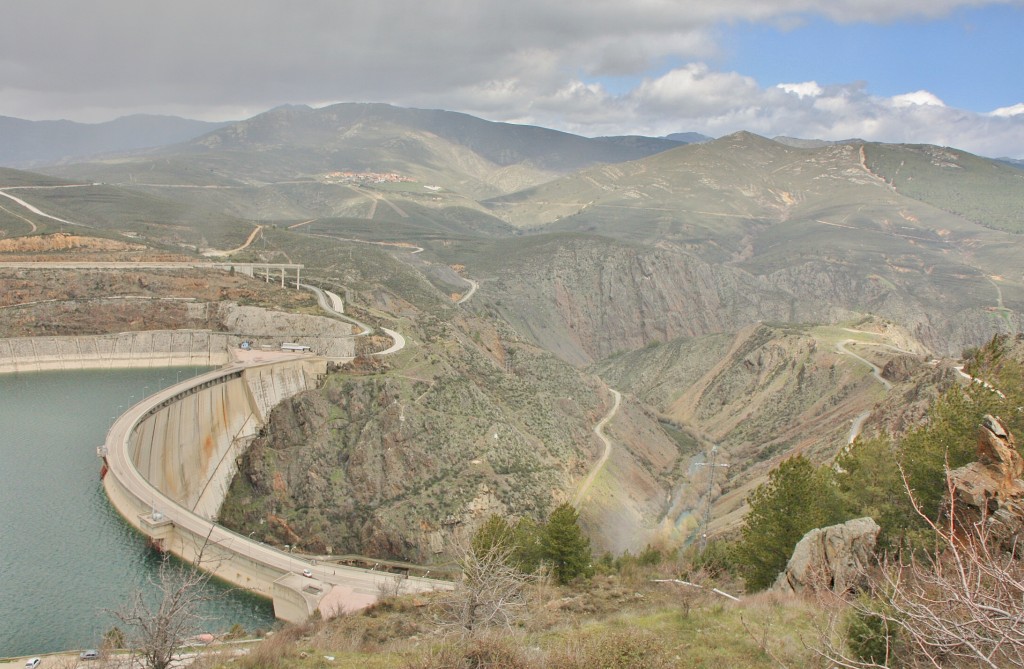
[109,546,220,669]
[816,465,1024,668]
[432,539,536,637]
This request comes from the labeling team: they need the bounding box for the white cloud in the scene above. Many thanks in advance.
[778,82,824,98]
[891,91,947,108]
[470,65,1024,158]
[0,0,1021,156]
[632,64,762,116]
[990,102,1024,117]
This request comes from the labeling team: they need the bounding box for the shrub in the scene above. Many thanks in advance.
[546,629,674,669]
[844,596,900,667]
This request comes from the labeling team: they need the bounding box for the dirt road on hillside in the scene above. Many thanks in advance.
[573,388,621,507]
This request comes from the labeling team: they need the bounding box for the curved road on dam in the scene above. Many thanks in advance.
[99,267,420,604]
[99,282,417,619]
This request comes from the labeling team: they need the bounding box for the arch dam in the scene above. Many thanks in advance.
[101,356,451,623]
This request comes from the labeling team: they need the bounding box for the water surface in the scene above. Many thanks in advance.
[0,368,276,657]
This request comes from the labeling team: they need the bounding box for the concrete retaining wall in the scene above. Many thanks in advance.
[0,330,232,373]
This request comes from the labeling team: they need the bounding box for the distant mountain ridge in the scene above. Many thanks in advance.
[771,135,865,148]
[42,103,689,201]
[186,102,682,171]
[663,131,713,144]
[0,114,229,168]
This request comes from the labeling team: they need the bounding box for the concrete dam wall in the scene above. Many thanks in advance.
[0,303,358,374]
[127,360,320,520]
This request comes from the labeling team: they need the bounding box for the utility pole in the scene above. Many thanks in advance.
[695,446,729,551]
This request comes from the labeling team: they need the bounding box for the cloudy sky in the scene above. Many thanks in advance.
[3,0,1023,157]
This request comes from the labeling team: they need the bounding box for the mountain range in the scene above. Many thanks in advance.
[2,101,1022,553]
[6,103,1022,361]
[0,114,229,168]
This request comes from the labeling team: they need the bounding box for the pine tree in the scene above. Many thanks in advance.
[471,514,514,559]
[541,503,592,584]
[900,336,1024,520]
[833,435,912,548]
[734,455,845,591]
[512,516,544,573]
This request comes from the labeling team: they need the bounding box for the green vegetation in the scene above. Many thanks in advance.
[843,596,899,666]
[733,455,844,591]
[728,335,1024,591]
[198,567,823,669]
[540,503,593,584]
[471,504,592,585]
[865,143,1024,233]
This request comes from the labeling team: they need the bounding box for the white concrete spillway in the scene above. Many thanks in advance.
[101,357,451,623]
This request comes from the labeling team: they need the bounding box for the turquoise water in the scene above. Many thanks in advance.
[0,368,276,658]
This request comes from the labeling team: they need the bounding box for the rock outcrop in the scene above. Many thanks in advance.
[948,415,1024,548]
[773,517,880,594]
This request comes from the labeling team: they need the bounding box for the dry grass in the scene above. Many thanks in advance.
[198,575,828,669]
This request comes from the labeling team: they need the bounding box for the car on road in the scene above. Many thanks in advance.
[302,568,313,578]
[79,650,100,661]
[25,659,41,669]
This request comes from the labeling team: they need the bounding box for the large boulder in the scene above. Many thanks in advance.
[773,517,880,594]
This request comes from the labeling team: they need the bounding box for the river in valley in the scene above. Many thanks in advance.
[0,367,276,658]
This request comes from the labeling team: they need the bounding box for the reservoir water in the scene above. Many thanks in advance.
[0,368,276,658]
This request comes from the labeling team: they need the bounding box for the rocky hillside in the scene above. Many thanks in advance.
[6,119,1023,562]
[594,321,935,536]
[0,239,319,337]
[450,133,1024,361]
[219,313,683,561]
[449,233,1012,365]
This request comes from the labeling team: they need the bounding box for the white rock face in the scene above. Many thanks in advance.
[773,517,880,594]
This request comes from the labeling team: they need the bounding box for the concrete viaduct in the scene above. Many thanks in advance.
[0,261,305,290]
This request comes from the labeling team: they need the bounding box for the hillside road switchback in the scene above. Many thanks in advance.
[573,388,622,507]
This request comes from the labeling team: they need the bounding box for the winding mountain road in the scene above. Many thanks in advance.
[573,388,621,507]
[835,338,896,444]
[954,365,1006,399]
[0,188,91,229]
[836,339,892,390]
[202,225,264,257]
[847,411,871,445]
[457,277,479,304]
[300,283,373,337]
